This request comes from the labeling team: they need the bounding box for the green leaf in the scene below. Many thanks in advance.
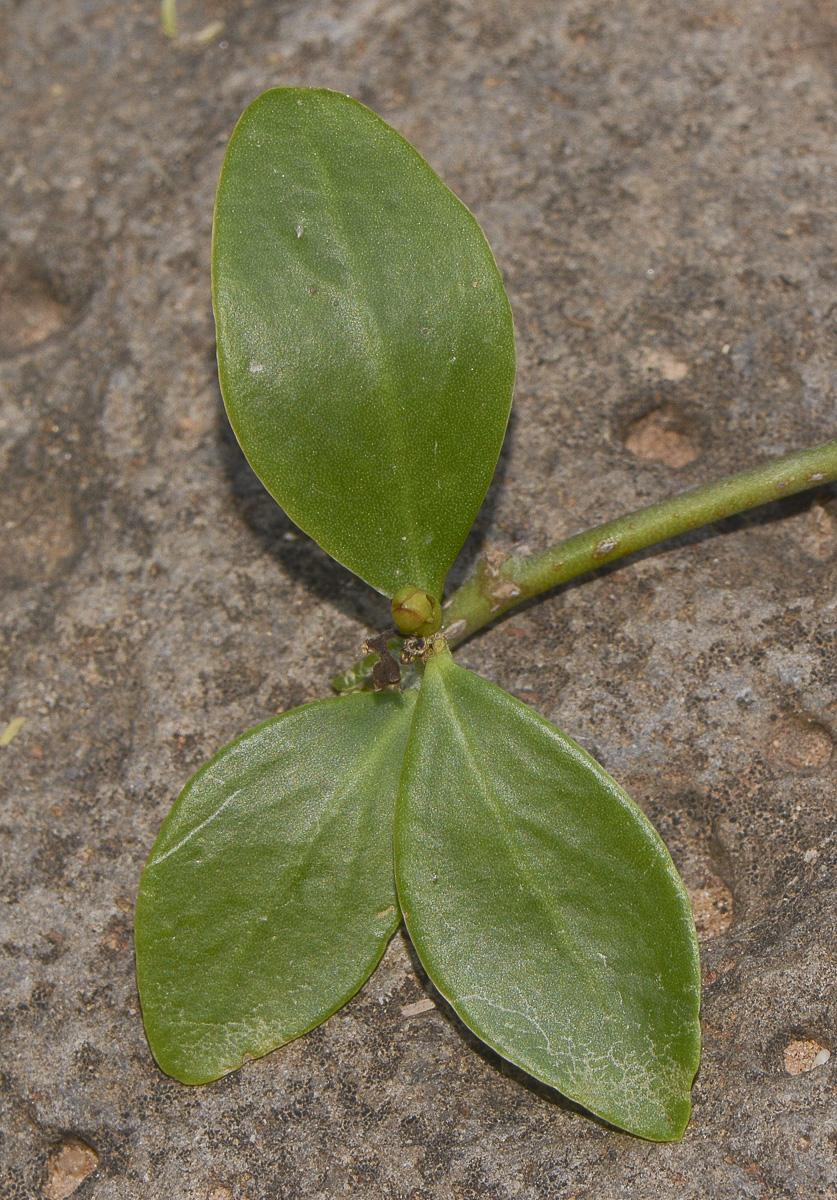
[395,650,701,1140]
[135,690,416,1084]
[212,87,516,602]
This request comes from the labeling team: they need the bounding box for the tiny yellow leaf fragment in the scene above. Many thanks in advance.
[0,717,24,746]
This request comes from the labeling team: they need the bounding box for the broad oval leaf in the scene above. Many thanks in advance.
[136,690,416,1084]
[395,650,701,1140]
[212,87,516,601]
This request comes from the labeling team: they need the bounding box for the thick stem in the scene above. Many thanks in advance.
[333,437,837,690]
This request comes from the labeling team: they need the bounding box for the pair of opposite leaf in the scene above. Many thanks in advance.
[135,88,701,1142]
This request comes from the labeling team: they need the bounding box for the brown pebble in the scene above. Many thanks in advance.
[624,404,700,468]
[769,719,834,770]
[44,1139,98,1200]
[783,1039,830,1075]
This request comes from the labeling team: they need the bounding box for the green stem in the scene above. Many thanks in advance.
[333,437,837,691]
[161,0,178,38]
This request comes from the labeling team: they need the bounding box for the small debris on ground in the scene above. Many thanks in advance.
[0,716,24,746]
[688,882,733,940]
[401,998,436,1017]
[193,20,225,44]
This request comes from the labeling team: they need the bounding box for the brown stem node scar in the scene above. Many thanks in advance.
[481,549,525,611]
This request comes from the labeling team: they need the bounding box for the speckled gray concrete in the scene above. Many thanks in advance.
[2,1,836,1197]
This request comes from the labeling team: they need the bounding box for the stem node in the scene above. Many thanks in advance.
[331,436,837,693]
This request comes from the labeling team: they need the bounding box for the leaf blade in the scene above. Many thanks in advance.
[212,87,516,600]
[136,690,415,1084]
[395,652,701,1140]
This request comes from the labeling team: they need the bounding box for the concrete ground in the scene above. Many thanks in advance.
[1,1,836,1196]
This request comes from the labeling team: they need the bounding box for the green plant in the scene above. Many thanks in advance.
[134,87,837,1141]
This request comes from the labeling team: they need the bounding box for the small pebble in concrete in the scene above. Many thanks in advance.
[624,404,701,468]
[783,1040,831,1075]
[641,348,690,382]
[44,1138,98,1200]
[769,720,834,771]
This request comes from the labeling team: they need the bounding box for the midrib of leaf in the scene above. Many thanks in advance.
[301,126,422,576]
[146,787,244,867]
[145,753,287,870]
[432,667,628,1029]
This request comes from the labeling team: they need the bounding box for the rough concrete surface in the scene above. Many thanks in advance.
[1,0,836,1196]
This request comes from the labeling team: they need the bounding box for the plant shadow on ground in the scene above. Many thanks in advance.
[215,388,519,632]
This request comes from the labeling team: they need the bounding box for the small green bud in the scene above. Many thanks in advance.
[391,586,442,636]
